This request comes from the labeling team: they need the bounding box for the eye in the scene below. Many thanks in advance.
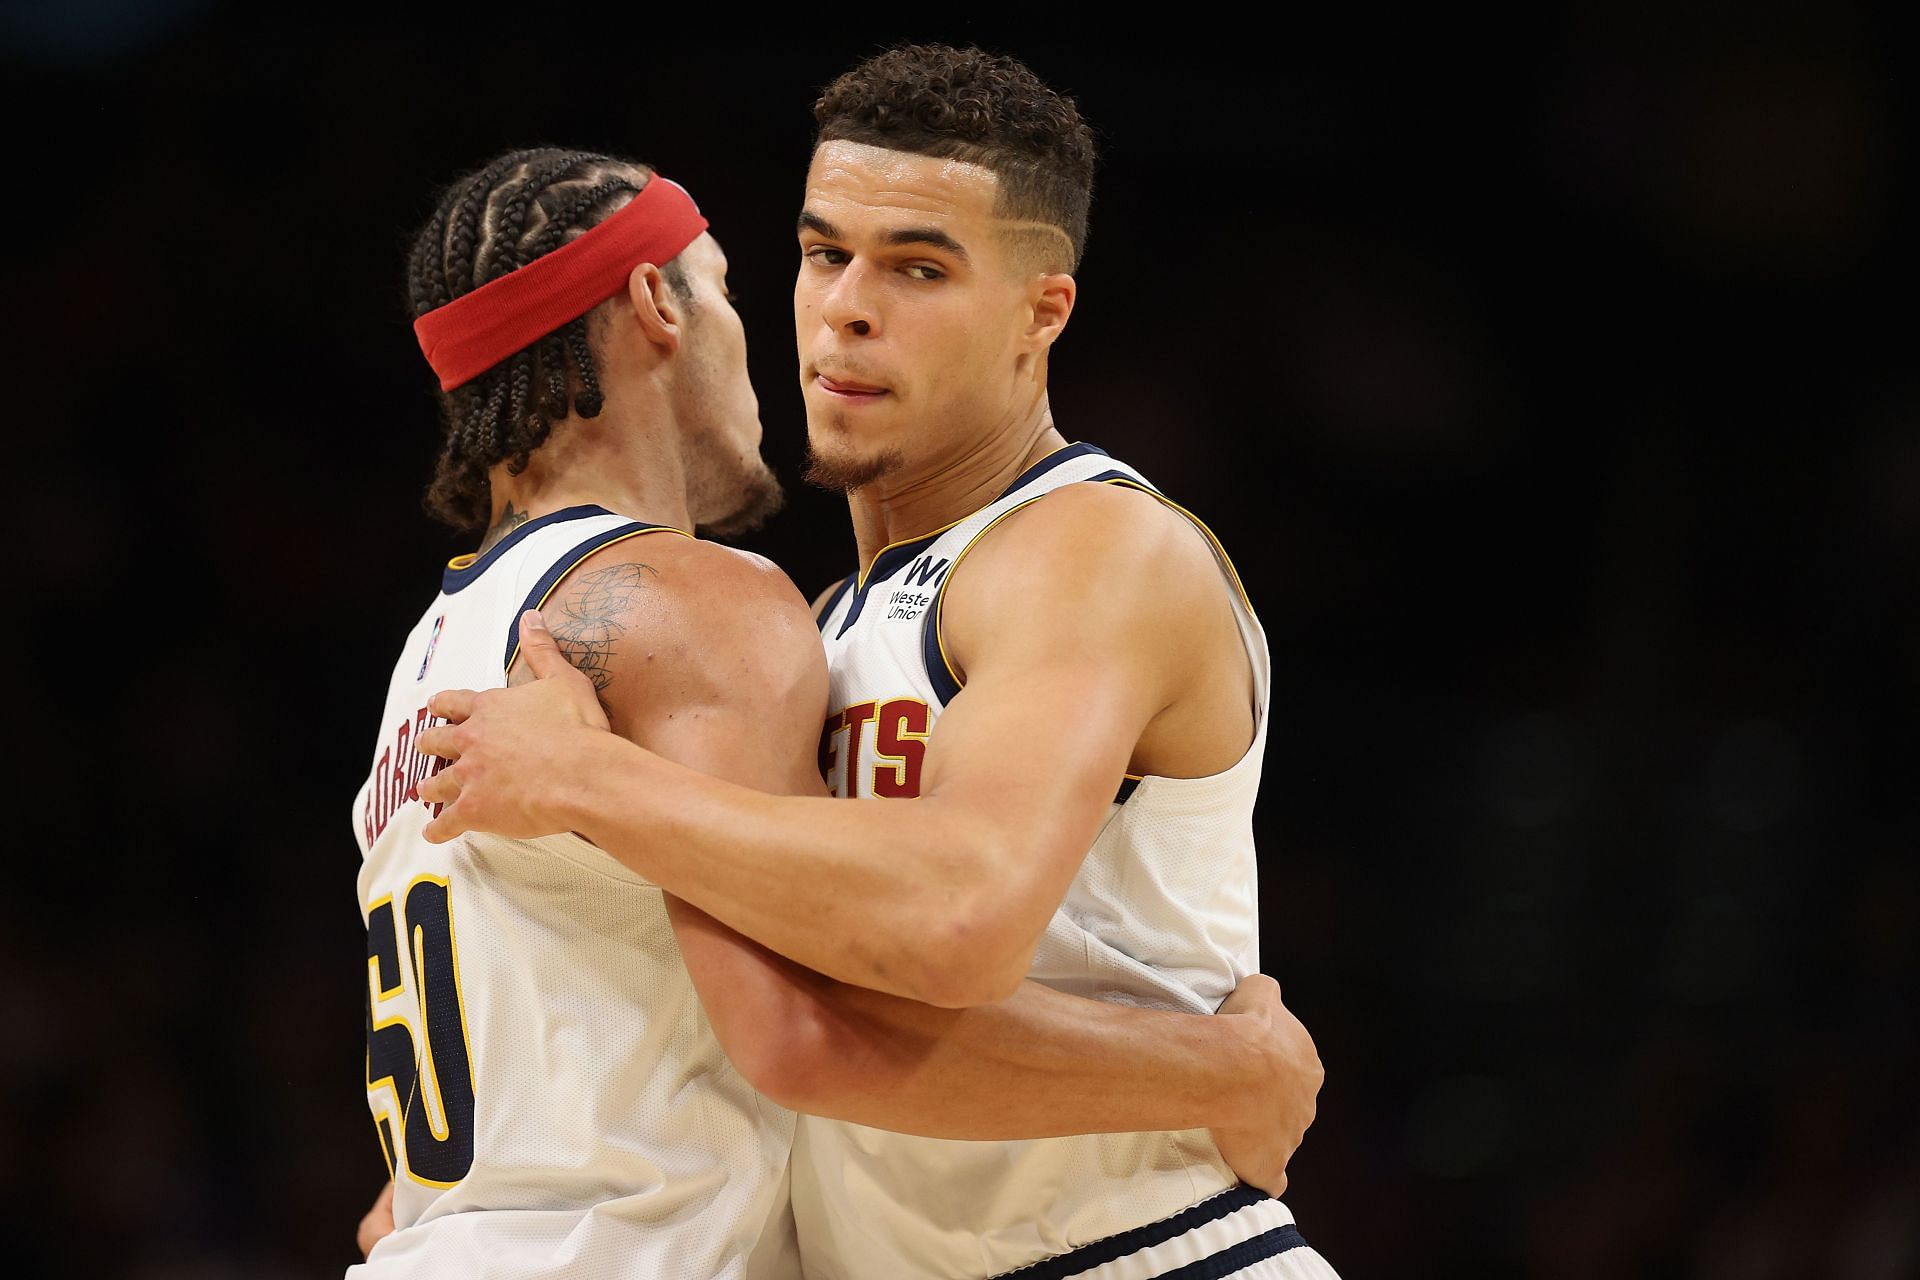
[903,264,944,282]
[806,246,850,267]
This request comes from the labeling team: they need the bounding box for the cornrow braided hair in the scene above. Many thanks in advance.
[405,147,659,531]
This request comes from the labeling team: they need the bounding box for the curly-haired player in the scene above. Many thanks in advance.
[352,136,1327,1279]
[412,46,1342,1279]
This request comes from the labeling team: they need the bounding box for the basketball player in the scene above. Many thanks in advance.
[414,47,1341,1279]
[357,143,1323,1277]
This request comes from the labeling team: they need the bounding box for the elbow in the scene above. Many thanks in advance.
[904,905,1034,1009]
[721,998,838,1113]
[888,825,1043,1008]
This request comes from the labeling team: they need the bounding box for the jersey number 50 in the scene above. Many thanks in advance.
[366,877,476,1186]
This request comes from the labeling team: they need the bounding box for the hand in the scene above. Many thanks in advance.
[416,611,613,842]
[356,1179,396,1259]
[1209,974,1324,1199]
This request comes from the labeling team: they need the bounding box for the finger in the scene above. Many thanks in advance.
[363,1198,394,1232]
[358,1210,394,1259]
[428,688,478,723]
[358,1181,396,1258]
[416,725,461,762]
[421,801,470,844]
[518,610,577,682]
[1229,1155,1287,1201]
[417,769,460,807]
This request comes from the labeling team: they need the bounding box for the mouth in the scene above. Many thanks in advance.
[815,373,890,403]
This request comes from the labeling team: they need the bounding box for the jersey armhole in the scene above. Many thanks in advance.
[813,573,857,631]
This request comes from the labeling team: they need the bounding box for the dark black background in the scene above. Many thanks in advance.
[7,5,1915,1277]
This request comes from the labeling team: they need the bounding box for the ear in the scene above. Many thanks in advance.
[1024,272,1077,352]
[620,261,683,356]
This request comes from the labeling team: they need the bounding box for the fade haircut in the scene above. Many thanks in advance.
[406,147,692,531]
[812,44,1096,273]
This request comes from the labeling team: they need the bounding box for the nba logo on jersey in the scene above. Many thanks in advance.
[416,615,445,682]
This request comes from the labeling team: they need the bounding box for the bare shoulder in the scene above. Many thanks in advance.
[704,543,807,596]
[935,481,1253,768]
[952,479,1219,606]
[525,534,825,729]
[665,541,820,643]
[543,536,811,629]
[670,542,825,693]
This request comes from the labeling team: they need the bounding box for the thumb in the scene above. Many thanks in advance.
[518,610,575,681]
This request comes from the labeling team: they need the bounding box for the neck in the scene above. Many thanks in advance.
[478,398,693,551]
[846,397,1068,572]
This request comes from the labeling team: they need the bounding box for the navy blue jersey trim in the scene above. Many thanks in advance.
[1079,466,1162,496]
[999,1184,1269,1280]
[502,522,669,671]
[815,574,857,633]
[1114,776,1141,805]
[1153,1225,1307,1279]
[920,600,964,705]
[998,441,1110,501]
[835,531,945,639]
[442,504,617,595]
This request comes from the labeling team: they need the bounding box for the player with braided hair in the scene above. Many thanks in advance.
[351,140,1325,1279]
[402,150,765,535]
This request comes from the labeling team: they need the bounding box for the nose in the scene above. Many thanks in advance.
[821,259,877,338]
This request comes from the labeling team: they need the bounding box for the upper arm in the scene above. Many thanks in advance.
[915,485,1222,972]
[521,537,835,1086]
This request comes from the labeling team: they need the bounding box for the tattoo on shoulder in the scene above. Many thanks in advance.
[550,563,660,694]
[476,502,532,555]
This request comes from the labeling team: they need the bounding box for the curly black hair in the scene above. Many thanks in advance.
[813,44,1096,271]
[405,147,689,532]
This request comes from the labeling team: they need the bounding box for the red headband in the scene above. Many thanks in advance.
[413,177,709,391]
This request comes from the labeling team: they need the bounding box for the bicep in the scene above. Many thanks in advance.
[625,706,823,1092]
[623,670,830,1057]
[916,627,1165,935]
[640,699,828,799]
[663,892,825,1091]
[919,489,1188,935]
[555,554,832,1063]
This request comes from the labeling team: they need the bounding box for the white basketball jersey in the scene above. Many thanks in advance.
[796,444,1278,1279]
[349,505,798,1280]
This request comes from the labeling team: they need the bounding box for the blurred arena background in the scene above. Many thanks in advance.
[4,5,1913,1277]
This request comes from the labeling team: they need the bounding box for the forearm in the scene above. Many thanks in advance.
[788,976,1264,1139]
[567,733,1022,1004]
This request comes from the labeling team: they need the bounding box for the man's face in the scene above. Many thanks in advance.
[793,141,1055,492]
[672,233,783,534]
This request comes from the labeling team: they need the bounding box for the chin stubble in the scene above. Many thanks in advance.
[804,442,905,494]
[698,458,786,539]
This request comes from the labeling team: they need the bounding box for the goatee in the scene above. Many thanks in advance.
[805,443,904,494]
